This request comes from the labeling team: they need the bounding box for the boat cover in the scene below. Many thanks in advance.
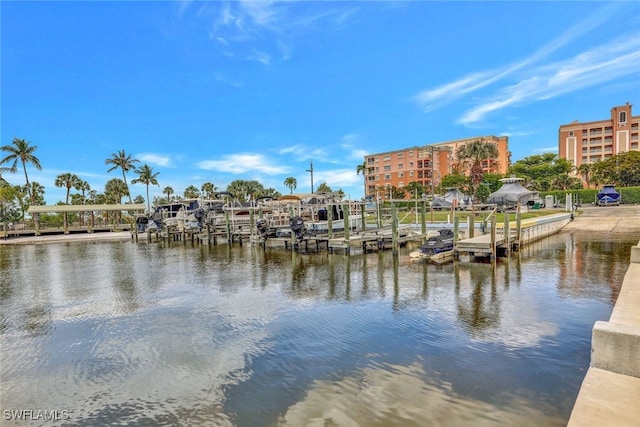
[488,179,534,206]
[431,188,470,208]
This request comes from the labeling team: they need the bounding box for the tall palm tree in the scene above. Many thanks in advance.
[131,164,160,212]
[74,180,91,226]
[55,173,81,228]
[163,186,174,202]
[0,138,42,203]
[356,161,367,199]
[54,173,82,205]
[105,149,139,203]
[455,140,499,189]
[201,182,217,199]
[283,177,297,194]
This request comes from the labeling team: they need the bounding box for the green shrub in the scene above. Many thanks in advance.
[541,186,640,205]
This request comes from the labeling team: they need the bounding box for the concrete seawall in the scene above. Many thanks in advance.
[567,206,640,427]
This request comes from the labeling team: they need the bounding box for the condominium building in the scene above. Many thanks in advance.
[558,102,639,168]
[363,135,510,199]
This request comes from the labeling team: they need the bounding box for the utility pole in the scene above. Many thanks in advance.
[306,161,314,193]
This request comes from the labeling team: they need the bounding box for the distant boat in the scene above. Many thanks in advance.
[487,178,534,209]
[409,229,455,259]
[137,199,205,232]
[596,185,620,206]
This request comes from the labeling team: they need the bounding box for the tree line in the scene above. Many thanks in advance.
[354,140,640,202]
[0,137,343,223]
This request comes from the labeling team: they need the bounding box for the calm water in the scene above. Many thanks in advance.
[1,231,637,426]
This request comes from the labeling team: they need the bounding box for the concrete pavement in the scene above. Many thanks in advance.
[567,206,640,427]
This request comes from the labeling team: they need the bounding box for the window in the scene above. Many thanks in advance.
[383,155,391,161]
[620,111,627,124]
[384,174,391,180]
[397,153,404,158]
[398,172,404,178]
[397,163,403,169]
[383,165,391,171]
[569,131,574,137]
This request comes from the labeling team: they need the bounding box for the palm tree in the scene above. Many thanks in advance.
[55,173,82,229]
[55,173,82,205]
[455,140,499,189]
[74,180,91,226]
[183,185,200,199]
[283,177,297,194]
[201,182,217,199]
[163,186,174,202]
[0,166,11,185]
[356,161,367,199]
[104,178,129,204]
[577,163,592,189]
[105,149,139,203]
[0,138,42,203]
[28,182,46,205]
[131,164,160,212]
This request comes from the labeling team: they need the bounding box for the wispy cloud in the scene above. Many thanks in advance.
[197,153,290,175]
[137,153,174,168]
[213,71,243,87]
[314,168,361,193]
[412,3,638,125]
[458,33,640,125]
[199,1,359,64]
[277,144,329,162]
[340,133,368,160]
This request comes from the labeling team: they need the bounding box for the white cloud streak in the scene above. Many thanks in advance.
[137,153,174,167]
[412,4,639,126]
[205,1,358,64]
[196,153,290,175]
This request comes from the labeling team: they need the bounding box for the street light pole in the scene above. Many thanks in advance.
[306,161,314,193]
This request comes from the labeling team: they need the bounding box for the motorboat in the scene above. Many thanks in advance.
[138,199,205,232]
[596,185,620,206]
[410,229,455,259]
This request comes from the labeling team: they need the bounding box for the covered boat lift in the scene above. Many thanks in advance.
[487,178,534,209]
[24,203,146,236]
[431,188,471,210]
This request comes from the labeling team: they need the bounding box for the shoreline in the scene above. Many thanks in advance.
[1,205,639,245]
[0,231,133,245]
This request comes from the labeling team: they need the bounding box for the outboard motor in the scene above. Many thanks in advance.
[289,216,306,242]
[194,208,206,229]
[256,219,270,239]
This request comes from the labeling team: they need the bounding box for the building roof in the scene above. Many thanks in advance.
[28,203,147,214]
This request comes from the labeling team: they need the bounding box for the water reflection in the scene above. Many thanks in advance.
[0,231,637,426]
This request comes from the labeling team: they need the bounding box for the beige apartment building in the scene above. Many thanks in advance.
[363,136,510,199]
[558,102,639,169]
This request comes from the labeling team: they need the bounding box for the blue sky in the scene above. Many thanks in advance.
[2,1,640,205]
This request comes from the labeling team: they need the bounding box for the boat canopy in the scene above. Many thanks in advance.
[487,178,534,206]
[431,188,470,208]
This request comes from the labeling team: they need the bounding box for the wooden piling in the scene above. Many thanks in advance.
[503,213,510,254]
[490,215,497,259]
[391,202,398,255]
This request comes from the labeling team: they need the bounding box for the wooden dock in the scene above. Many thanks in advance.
[455,233,505,257]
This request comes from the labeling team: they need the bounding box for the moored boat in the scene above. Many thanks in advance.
[410,229,455,259]
[596,185,620,206]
